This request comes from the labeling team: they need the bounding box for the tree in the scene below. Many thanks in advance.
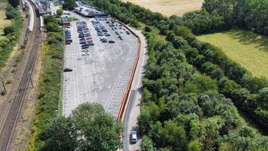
[140,135,154,151]
[5,9,18,19]
[41,103,122,151]
[63,0,77,10]
[257,87,268,109]
[8,0,19,8]
[70,103,122,151]
[44,15,59,25]
[144,26,152,32]
[46,22,60,32]
[188,140,201,151]
[4,26,15,35]
[56,8,63,16]
[40,117,78,151]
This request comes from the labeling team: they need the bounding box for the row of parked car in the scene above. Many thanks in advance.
[92,20,116,43]
[91,20,111,37]
[76,21,94,51]
[65,29,72,45]
[106,20,131,40]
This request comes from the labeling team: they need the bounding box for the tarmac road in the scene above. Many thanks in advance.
[122,29,147,151]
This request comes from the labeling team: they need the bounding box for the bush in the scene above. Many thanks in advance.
[144,26,152,32]
[8,0,19,8]
[6,9,18,19]
[4,26,15,35]
[45,23,60,32]
[56,8,63,16]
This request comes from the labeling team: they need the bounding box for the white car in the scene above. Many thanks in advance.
[81,49,89,52]
[131,131,137,143]
[82,52,89,56]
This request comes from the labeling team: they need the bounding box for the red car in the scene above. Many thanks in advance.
[80,41,87,44]
[86,36,92,40]
[65,41,72,45]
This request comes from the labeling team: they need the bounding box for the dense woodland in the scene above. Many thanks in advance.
[80,0,268,150]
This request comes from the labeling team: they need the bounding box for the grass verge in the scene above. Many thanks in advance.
[28,32,64,150]
[197,28,268,78]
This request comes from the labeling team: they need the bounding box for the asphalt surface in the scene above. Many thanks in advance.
[122,29,147,151]
[62,15,139,116]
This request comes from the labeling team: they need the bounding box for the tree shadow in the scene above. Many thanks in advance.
[225,28,268,51]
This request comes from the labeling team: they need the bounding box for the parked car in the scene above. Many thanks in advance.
[81,49,89,52]
[104,33,111,36]
[65,41,72,45]
[82,52,90,56]
[109,40,115,43]
[101,39,108,43]
[81,45,89,49]
[97,32,104,36]
[65,39,73,42]
[131,131,137,143]
[63,68,73,72]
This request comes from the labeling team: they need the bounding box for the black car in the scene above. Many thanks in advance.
[63,68,73,72]
[109,40,115,43]
[65,39,73,42]
[79,34,85,38]
[81,45,89,49]
[66,35,71,38]
[97,32,104,36]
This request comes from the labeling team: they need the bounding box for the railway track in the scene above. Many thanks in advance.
[0,0,41,150]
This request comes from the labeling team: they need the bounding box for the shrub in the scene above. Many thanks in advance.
[56,8,63,16]
[4,26,15,35]
[45,23,60,32]
[6,9,18,19]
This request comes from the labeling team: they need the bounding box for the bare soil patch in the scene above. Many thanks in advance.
[121,0,204,17]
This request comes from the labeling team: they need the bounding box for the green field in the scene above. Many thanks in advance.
[0,0,11,39]
[197,29,268,78]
